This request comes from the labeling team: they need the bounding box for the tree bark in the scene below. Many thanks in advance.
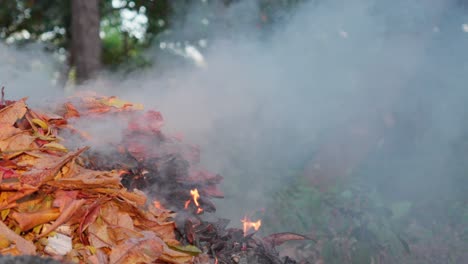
[71,0,101,84]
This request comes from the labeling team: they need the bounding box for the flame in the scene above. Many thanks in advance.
[184,188,203,214]
[241,216,262,235]
[153,200,164,210]
[190,189,200,207]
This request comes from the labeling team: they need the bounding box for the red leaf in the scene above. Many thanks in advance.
[0,166,19,180]
[128,110,164,134]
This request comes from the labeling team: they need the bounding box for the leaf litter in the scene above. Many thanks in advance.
[0,91,308,263]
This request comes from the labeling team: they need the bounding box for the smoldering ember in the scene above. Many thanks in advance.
[0,91,309,264]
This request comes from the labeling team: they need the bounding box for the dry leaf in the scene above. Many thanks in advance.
[0,219,35,255]
[108,231,164,264]
[11,208,60,231]
[0,132,36,158]
[0,98,27,126]
[263,232,310,247]
[0,127,22,141]
[88,217,114,248]
[38,199,86,239]
[20,147,88,186]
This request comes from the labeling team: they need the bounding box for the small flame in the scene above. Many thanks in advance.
[184,188,203,214]
[153,200,164,210]
[190,189,200,207]
[241,216,262,235]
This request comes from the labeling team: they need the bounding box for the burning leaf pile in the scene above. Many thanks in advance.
[0,95,197,263]
[179,215,309,264]
[0,90,307,263]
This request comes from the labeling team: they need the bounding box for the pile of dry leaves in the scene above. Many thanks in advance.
[0,91,214,263]
[0,90,307,264]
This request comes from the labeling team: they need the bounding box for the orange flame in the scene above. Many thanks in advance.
[241,216,262,235]
[184,188,203,214]
[190,189,200,207]
[184,200,191,209]
[153,200,165,210]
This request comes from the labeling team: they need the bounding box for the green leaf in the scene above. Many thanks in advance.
[168,244,202,256]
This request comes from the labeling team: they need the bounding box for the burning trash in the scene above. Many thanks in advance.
[0,90,308,263]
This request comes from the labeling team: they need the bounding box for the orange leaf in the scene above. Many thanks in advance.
[88,217,114,248]
[11,208,60,231]
[20,147,88,186]
[0,132,36,158]
[48,167,121,190]
[0,127,22,141]
[79,200,103,244]
[0,98,27,126]
[0,219,35,255]
[0,187,38,210]
[159,243,194,264]
[63,102,80,119]
[108,231,164,264]
[38,199,86,239]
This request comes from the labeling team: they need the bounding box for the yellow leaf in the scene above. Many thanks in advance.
[86,245,97,255]
[31,118,50,133]
[0,235,11,249]
[99,96,144,110]
[43,142,68,152]
[169,244,202,256]
[32,224,43,234]
[0,209,9,221]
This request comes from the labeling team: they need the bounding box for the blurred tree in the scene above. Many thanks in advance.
[0,0,305,82]
[71,0,101,84]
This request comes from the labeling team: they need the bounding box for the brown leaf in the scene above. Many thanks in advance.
[20,147,88,187]
[11,208,60,231]
[0,188,38,210]
[108,231,164,264]
[0,180,37,191]
[0,127,22,141]
[48,167,121,190]
[159,243,193,264]
[0,132,36,158]
[79,200,104,244]
[263,232,310,247]
[63,102,80,119]
[88,218,114,248]
[0,219,35,255]
[116,189,147,207]
[0,98,27,126]
[38,199,86,239]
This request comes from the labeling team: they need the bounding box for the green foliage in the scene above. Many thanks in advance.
[261,171,468,263]
[0,0,70,46]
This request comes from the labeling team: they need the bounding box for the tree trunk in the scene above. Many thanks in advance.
[70,0,101,84]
